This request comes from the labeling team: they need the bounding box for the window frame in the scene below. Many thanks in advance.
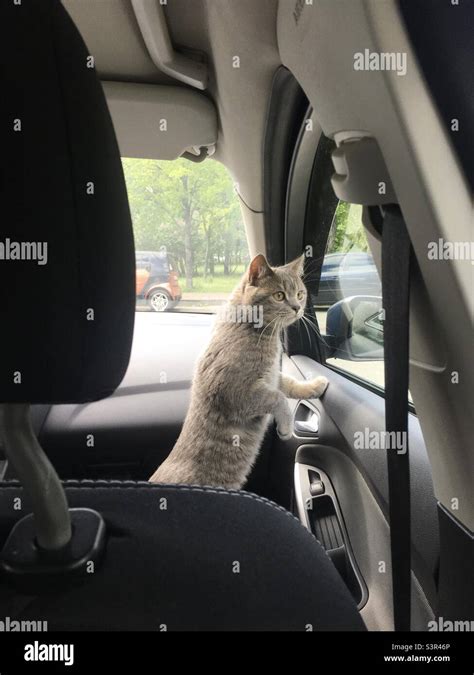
[284,112,338,362]
[285,126,416,411]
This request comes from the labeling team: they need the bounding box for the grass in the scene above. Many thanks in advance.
[183,263,245,294]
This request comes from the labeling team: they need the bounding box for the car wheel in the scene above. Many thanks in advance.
[147,289,171,312]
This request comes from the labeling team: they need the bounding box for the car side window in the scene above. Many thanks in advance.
[136,255,151,272]
[313,201,385,390]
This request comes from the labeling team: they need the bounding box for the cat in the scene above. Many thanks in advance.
[149,253,328,490]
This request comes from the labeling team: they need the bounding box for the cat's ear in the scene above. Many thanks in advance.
[248,254,274,286]
[284,254,306,277]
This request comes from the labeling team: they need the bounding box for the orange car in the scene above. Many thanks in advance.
[136,251,182,312]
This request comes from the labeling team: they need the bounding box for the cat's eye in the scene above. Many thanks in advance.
[273,291,285,301]
[297,290,305,301]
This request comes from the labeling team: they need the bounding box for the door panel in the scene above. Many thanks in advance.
[271,353,439,630]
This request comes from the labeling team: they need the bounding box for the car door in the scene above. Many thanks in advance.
[266,125,439,631]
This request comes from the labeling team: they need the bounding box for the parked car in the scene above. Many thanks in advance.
[315,251,381,307]
[136,250,182,312]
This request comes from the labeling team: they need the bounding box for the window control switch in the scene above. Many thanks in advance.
[309,479,325,496]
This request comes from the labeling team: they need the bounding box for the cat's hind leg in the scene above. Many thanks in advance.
[244,382,293,441]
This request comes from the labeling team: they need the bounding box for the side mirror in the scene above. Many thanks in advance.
[325,296,384,361]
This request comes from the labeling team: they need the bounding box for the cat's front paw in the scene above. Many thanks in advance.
[307,376,329,398]
[276,423,293,441]
[275,402,293,441]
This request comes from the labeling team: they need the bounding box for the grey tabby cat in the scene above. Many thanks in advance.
[149,253,328,489]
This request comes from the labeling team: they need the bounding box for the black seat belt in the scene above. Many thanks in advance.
[382,205,412,631]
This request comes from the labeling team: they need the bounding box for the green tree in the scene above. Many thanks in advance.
[327,201,368,254]
[122,157,247,290]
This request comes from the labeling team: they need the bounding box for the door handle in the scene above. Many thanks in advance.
[294,414,319,436]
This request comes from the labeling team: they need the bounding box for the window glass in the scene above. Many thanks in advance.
[122,158,249,313]
[322,254,344,271]
[313,201,385,389]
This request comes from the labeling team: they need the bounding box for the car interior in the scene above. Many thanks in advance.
[0,0,472,635]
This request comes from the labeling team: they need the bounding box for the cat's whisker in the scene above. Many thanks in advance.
[300,315,320,345]
[269,316,283,343]
[299,313,312,346]
[301,274,327,287]
[300,314,333,350]
[303,314,327,338]
[302,313,325,338]
[256,315,280,347]
[302,313,319,327]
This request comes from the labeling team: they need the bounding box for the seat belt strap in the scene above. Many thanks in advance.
[382,205,412,631]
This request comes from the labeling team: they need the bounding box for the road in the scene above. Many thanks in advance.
[137,297,385,389]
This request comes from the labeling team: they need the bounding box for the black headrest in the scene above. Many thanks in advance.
[0,0,135,403]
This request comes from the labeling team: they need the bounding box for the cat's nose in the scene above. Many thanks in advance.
[290,304,300,313]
